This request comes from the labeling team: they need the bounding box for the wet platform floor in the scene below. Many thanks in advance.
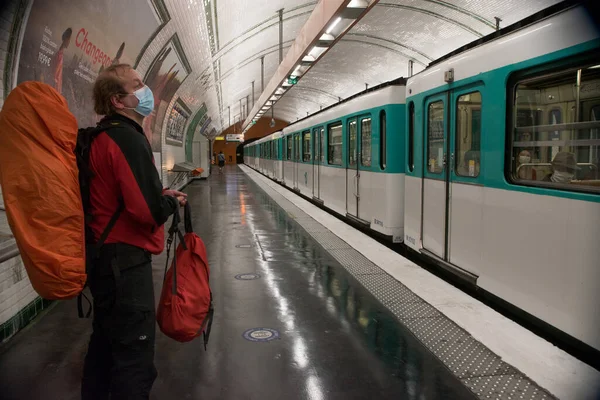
[0,167,476,400]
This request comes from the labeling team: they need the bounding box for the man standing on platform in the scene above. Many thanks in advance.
[82,63,187,400]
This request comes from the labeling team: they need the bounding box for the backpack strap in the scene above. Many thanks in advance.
[163,202,186,296]
[184,202,193,234]
[77,200,125,318]
[202,293,215,351]
[76,121,128,318]
[94,199,125,253]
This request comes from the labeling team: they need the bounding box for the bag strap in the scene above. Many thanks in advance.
[202,293,215,351]
[77,199,125,318]
[184,202,193,234]
[95,199,125,252]
[163,202,186,295]
[76,121,140,318]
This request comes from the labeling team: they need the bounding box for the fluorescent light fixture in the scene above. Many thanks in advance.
[275,87,286,95]
[308,46,327,59]
[347,0,368,7]
[292,64,302,77]
[326,17,342,34]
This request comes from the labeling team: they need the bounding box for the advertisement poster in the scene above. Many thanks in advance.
[165,98,191,146]
[17,0,166,128]
[141,35,191,152]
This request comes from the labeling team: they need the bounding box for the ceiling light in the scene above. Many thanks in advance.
[326,17,342,34]
[308,46,327,59]
[292,65,302,77]
[347,0,368,8]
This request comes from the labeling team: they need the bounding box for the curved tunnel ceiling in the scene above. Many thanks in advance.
[159,0,563,139]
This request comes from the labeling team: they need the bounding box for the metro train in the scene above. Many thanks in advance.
[243,3,600,360]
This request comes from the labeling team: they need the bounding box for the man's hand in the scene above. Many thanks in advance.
[163,189,187,206]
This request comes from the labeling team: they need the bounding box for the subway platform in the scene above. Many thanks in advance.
[0,166,598,400]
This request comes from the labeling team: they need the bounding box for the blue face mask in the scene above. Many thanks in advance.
[127,85,154,117]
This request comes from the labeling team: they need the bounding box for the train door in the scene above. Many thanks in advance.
[447,89,483,276]
[294,132,300,189]
[422,88,483,276]
[313,127,322,198]
[346,118,359,217]
[357,116,372,220]
[421,95,448,259]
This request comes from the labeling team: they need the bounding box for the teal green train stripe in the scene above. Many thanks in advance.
[249,104,406,174]
[406,38,600,204]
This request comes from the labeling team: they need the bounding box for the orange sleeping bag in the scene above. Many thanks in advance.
[0,81,85,299]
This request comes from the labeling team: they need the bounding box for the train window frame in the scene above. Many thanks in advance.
[427,101,445,175]
[348,119,357,166]
[361,117,372,167]
[455,91,482,178]
[319,126,325,163]
[407,103,414,172]
[303,130,311,162]
[328,122,343,166]
[506,56,600,194]
[294,133,301,161]
[287,135,292,160]
[380,110,387,170]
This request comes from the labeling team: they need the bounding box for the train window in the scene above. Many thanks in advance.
[380,111,387,170]
[287,135,292,160]
[427,101,445,174]
[294,134,300,161]
[455,92,482,177]
[407,104,414,172]
[320,127,325,162]
[510,62,600,193]
[328,123,342,165]
[361,118,372,167]
[349,120,357,166]
[303,131,311,162]
[313,128,320,162]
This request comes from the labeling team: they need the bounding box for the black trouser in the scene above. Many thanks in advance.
[81,243,157,400]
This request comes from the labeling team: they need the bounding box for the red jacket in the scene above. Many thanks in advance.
[88,114,178,254]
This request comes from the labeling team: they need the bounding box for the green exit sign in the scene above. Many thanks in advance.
[287,75,298,85]
[252,120,257,125]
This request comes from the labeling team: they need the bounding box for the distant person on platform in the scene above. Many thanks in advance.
[218,151,226,173]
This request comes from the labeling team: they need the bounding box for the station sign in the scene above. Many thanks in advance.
[226,134,244,142]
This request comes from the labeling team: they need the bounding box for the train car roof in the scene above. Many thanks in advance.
[282,78,406,135]
[407,1,598,97]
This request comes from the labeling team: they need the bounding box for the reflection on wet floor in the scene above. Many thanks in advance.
[229,172,476,399]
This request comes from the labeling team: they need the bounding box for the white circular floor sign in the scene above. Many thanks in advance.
[243,328,280,342]
[235,273,261,280]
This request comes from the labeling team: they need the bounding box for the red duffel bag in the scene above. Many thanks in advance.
[157,203,214,345]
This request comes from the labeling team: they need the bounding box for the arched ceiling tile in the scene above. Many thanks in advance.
[216,1,316,48]
[218,15,309,75]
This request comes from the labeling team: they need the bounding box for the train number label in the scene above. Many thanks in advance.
[374,218,384,227]
[405,235,416,245]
